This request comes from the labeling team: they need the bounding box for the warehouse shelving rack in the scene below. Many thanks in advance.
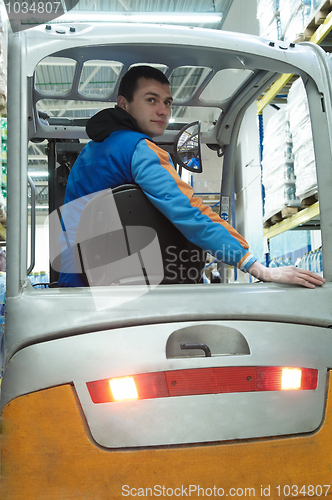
[257,0,332,240]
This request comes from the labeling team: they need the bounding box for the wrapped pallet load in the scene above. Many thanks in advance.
[279,0,312,41]
[256,0,281,39]
[312,0,325,11]
[262,109,299,222]
[257,0,315,42]
[287,77,317,202]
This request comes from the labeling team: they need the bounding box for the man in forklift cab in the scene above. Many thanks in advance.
[58,65,325,289]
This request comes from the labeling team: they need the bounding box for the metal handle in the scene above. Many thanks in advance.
[27,175,36,275]
[180,343,211,357]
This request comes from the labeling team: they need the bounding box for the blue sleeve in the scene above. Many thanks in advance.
[131,138,257,272]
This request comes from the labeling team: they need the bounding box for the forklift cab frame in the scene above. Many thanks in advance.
[2,21,332,498]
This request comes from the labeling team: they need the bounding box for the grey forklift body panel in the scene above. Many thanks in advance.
[3,22,332,447]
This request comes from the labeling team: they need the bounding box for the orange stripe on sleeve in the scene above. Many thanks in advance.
[237,252,252,269]
[145,140,249,249]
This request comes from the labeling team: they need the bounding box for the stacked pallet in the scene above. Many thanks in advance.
[297,0,332,40]
[258,0,325,227]
[262,109,300,226]
[280,0,312,41]
[287,78,318,202]
[256,0,281,39]
[257,0,329,42]
[262,78,318,227]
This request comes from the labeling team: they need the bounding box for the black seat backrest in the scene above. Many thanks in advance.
[74,184,206,286]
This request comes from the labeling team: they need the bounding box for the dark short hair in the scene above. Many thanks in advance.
[118,65,170,102]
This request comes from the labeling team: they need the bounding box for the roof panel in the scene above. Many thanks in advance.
[34,0,234,119]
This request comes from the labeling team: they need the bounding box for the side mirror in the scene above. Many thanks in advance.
[174,121,202,173]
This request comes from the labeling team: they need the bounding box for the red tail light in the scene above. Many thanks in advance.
[87,366,318,404]
[87,372,168,404]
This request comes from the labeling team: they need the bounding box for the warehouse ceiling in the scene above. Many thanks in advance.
[63,0,232,27]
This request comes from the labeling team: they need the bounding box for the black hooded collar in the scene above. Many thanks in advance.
[86,106,145,142]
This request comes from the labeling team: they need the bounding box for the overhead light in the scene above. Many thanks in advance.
[28,155,48,161]
[28,171,48,178]
[53,11,222,25]
[28,205,49,210]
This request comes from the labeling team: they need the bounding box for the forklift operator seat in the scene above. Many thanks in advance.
[74,184,206,287]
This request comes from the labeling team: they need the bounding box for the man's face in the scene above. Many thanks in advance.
[117,78,173,138]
